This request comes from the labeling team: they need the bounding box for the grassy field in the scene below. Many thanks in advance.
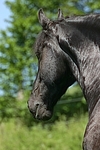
[0,114,88,150]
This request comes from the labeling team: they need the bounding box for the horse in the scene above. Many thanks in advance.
[28,9,100,150]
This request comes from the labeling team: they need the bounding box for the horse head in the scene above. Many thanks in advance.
[28,9,75,120]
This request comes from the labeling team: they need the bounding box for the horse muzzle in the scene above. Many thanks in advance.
[28,99,53,121]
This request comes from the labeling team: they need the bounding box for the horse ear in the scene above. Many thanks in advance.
[58,9,64,19]
[38,8,50,28]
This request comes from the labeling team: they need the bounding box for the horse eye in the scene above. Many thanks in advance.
[39,75,43,82]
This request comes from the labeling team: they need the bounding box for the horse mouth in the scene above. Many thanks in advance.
[34,105,52,120]
[28,102,53,121]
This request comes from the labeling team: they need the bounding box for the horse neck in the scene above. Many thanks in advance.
[64,24,100,116]
[81,48,100,116]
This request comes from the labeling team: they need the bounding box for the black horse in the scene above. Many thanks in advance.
[28,9,100,150]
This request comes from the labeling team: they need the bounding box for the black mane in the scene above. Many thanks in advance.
[66,13,100,29]
[63,14,100,47]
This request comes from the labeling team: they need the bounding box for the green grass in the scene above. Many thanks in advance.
[0,115,88,150]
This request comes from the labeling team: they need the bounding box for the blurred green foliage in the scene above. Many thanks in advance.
[0,114,88,150]
[0,0,99,124]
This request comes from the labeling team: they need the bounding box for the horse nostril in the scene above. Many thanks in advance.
[34,101,42,107]
[35,103,40,109]
[34,102,42,119]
